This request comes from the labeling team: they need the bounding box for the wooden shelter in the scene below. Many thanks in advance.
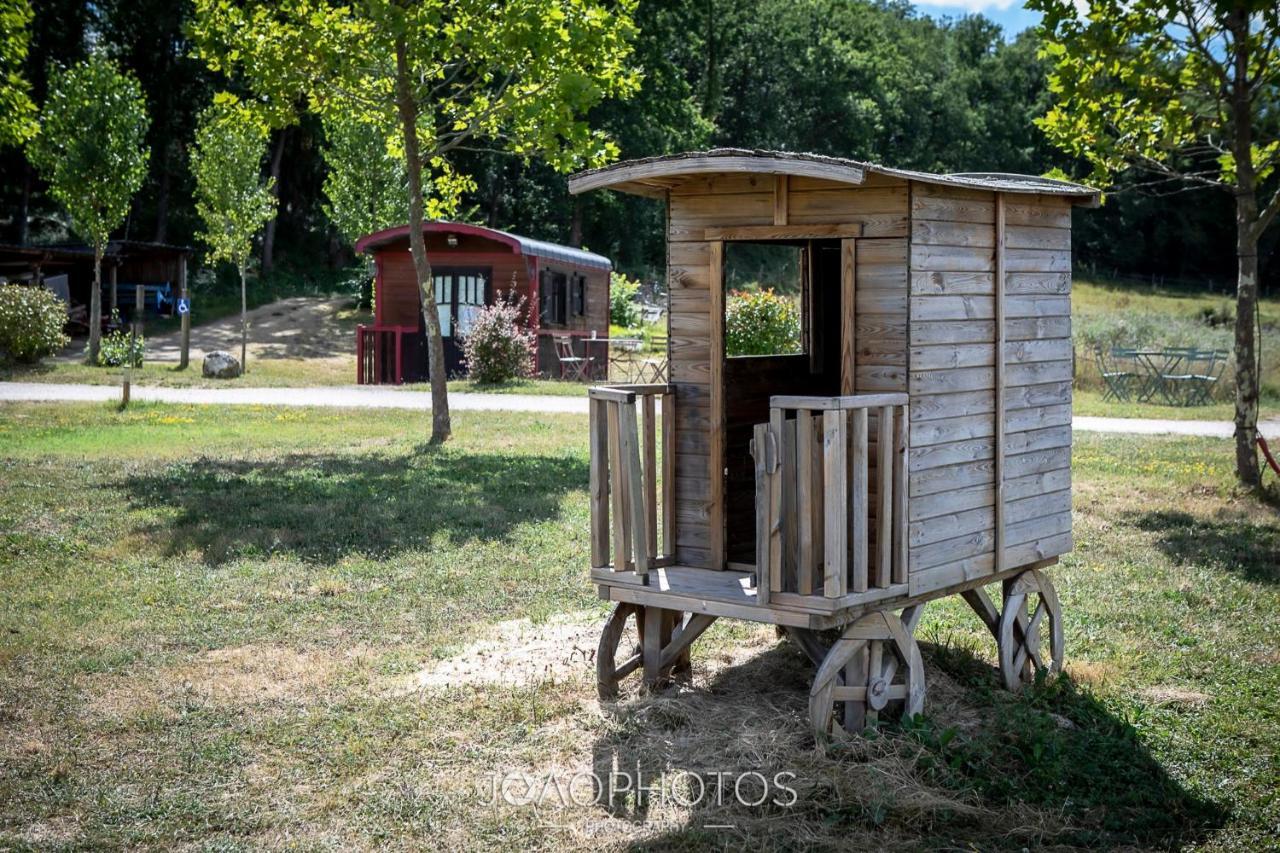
[567,149,1097,734]
[353,222,612,383]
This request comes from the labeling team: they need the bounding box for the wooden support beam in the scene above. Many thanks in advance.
[796,409,815,595]
[773,175,789,226]
[643,393,658,561]
[840,238,857,395]
[662,389,675,559]
[822,410,847,597]
[875,406,893,588]
[994,193,1007,572]
[703,223,864,242]
[709,240,726,569]
[892,404,909,584]
[850,407,869,593]
[589,398,610,568]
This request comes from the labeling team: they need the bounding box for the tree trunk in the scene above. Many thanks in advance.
[570,195,583,247]
[395,32,451,443]
[1228,5,1260,486]
[240,262,249,373]
[153,145,171,244]
[261,128,287,276]
[1233,212,1261,486]
[89,245,103,364]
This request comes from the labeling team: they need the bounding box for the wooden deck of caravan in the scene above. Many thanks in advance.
[570,150,1095,735]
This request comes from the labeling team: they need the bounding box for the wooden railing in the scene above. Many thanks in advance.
[751,394,909,604]
[588,384,675,584]
[356,324,416,384]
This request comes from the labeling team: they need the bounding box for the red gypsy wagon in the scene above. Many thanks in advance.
[353,222,613,383]
[568,150,1098,736]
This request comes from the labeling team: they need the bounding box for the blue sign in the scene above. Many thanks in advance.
[177,298,190,315]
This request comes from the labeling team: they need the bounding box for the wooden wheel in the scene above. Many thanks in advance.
[597,602,643,700]
[997,569,1064,691]
[597,605,715,700]
[809,610,925,737]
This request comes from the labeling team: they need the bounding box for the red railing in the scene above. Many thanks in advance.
[356,324,416,385]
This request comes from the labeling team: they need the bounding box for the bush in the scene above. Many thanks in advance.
[725,288,801,356]
[610,271,642,328]
[460,293,534,384]
[98,315,145,367]
[0,283,70,364]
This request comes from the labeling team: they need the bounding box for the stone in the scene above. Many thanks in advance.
[202,350,242,379]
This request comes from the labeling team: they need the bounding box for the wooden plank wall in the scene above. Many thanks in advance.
[666,173,909,568]
[906,184,1074,596]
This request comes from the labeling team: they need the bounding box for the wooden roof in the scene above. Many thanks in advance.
[568,149,1101,205]
[354,221,612,271]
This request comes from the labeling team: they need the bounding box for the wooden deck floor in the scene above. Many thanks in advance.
[592,564,909,629]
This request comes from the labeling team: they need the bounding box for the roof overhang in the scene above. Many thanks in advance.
[354,221,612,271]
[569,149,1101,206]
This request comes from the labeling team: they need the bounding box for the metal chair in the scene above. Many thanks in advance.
[1162,349,1227,406]
[554,335,593,382]
[1095,346,1140,402]
[637,332,668,383]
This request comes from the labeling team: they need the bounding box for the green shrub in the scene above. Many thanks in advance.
[725,288,801,356]
[460,293,534,384]
[0,283,70,364]
[610,271,642,328]
[98,315,145,367]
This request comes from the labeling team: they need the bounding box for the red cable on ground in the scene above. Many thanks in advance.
[1258,432,1280,478]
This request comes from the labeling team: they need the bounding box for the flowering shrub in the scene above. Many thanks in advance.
[98,312,145,367]
[461,293,535,384]
[610,271,642,328]
[725,288,801,356]
[0,283,70,363]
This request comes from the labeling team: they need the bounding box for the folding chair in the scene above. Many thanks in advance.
[637,332,668,383]
[554,335,593,382]
[1096,345,1140,402]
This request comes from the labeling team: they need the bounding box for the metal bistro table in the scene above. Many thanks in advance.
[1117,347,1227,406]
[605,337,644,381]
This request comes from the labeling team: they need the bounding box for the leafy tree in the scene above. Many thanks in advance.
[320,113,407,247]
[190,94,277,372]
[192,0,640,444]
[29,54,149,363]
[725,289,801,356]
[1029,0,1280,486]
[0,0,37,149]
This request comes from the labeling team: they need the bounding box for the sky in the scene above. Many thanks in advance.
[914,0,1044,35]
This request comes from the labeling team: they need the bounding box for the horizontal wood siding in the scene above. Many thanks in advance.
[907,184,1073,594]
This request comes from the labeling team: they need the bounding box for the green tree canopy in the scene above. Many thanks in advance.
[320,112,408,247]
[29,53,149,362]
[191,0,641,443]
[0,0,37,149]
[191,93,278,371]
[1029,0,1280,485]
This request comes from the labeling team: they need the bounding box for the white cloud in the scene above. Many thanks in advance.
[915,0,1024,11]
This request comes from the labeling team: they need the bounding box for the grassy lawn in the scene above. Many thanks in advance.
[2,357,358,388]
[1071,389,1246,421]
[1,402,1277,849]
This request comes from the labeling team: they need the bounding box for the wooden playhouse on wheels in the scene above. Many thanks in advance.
[567,150,1097,735]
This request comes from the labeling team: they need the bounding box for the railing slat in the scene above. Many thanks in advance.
[752,422,772,604]
[589,398,610,568]
[893,403,910,584]
[607,401,629,572]
[643,394,658,562]
[795,409,814,595]
[768,408,785,595]
[850,407,869,594]
[822,410,847,598]
[618,401,649,577]
[875,406,894,588]
[662,391,675,559]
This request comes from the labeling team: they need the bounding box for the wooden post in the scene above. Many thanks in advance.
[661,389,675,559]
[618,401,650,580]
[796,409,814,595]
[643,393,658,561]
[840,239,857,394]
[708,241,725,569]
[178,257,190,370]
[994,194,1007,573]
[751,422,772,604]
[607,402,629,572]
[892,404,909,584]
[768,406,785,594]
[120,367,130,409]
[773,175,789,226]
[589,397,610,568]
[109,262,118,314]
[133,283,143,366]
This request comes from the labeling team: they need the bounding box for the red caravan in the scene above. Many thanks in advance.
[354,221,612,384]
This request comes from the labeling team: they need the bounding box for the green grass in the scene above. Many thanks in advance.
[3,357,358,388]
[1,402,1277,848]
[1072,389,1246,421]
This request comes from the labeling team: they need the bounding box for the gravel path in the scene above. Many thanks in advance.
[3,381,1279,437]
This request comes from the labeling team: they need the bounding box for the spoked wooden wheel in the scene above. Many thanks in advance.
[809,610,925,737]
[597,605,710,700]
[597,602,643,700]
[997,569,1064,691]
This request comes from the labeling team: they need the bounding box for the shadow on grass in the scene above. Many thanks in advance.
[1130,509,1280,584]
[591,635,1224,850]
[119,447,586,564]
